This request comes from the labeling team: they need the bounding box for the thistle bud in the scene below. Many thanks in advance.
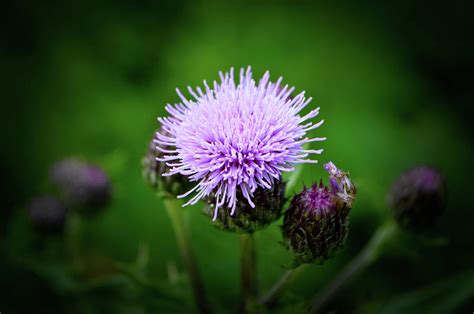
[203,181,286,233]
[142,129,193,197]
[49,159,111,215]
[282,162,356,265]
[28,196,68,234]
[387,166,446,229]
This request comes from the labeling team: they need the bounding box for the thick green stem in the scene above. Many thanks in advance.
[258,264,308,308]
[310,221,398,313]
[164,198,212,314]
[239,233,257,314]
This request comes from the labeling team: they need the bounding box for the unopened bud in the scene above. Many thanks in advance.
[28,196,68,234]
[387,166,446,230]
[282,162,356,265]
[50,159,111,215]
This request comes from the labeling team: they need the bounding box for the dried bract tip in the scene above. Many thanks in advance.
[325,161,357,209]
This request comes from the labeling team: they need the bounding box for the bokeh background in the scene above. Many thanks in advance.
[1,0,473,313]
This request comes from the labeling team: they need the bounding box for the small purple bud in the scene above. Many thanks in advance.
[28,196,68,234]
[203,181,286,233]
[388,166,447,230]
[142,128,194,196]
[282,162,356,265]
[50,159,111,214]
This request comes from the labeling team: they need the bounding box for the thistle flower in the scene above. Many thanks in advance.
[28,196,68,234]
[155,67,325,219]
[203,181,286,233]
[50,159,111,214]
[282,162,356,265]
[143,129,194,196]
[387,166,446,229]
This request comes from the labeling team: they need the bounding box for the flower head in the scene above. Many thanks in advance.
[387,166,446,229]
[282,162,356,265]
[155,67,325,219]
[50,159,111,214]
[28,196,68,234]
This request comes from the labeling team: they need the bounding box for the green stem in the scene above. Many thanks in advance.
[258,264,308,308]
[239,233,257,314]
[67,211,83,271]
[310,221,398,314]
[164,198,212,314]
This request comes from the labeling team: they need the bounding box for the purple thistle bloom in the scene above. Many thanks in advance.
[155,67,325,219]
[28,196,68,234]
[388,166,446,229]
[50,159,111,213]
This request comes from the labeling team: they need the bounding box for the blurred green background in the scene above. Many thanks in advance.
[1,0,473,313]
